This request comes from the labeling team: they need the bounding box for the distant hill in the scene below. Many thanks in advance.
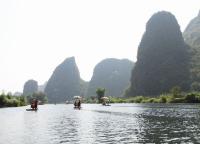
[13,92,22,96]
[80,79,89,96]
[45,57,81,103]
[38,82,47,92]
[23,79,38,96]
[126,11,190,96]
[87,58,134,97]
[183,11,200,84]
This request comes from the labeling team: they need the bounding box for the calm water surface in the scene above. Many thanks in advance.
[0,103,200,144]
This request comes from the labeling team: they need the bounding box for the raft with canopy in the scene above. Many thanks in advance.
[101,96,110,106]
[73,96,82,109]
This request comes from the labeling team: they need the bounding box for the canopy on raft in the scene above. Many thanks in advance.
[73,96,82,99]
[101,97,109,100]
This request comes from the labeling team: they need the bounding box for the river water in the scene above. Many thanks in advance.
[0,103,200,144]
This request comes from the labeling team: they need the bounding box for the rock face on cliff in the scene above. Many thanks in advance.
[87,58,134,97]
[183,11,200,83]
[45,57,81,103]
[126,11,190,96]
[23,80,38,96]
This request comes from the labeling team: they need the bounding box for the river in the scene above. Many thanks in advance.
[0,103,200,143]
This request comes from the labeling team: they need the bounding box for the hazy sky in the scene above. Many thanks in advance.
[0,0,200,93]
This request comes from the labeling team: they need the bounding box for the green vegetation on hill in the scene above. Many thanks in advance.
[126,11,190,97]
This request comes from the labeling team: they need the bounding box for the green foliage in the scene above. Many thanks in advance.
[83,91,200,104]
[0,94,6,106]
[0,93,27,107]
[5,98,20,107]
[27,92,48,104]
[191,82,200,91]
[96,88,105,103]
[134,96,144,103]
[168,97,185,103]
[170,86,181,98]
[185,92,200,103]
[159,95,167,103]
[19,96,27,106]
[185,93,196,103]
[109,97,126,103]
[127,11,190,96]
[83,96,98,103]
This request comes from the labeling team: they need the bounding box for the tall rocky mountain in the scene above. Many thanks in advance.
[23,79,38,96]
[126,11,190,96]
[87,58,134,97]
[183,11,200,83]
[45,57,81,103]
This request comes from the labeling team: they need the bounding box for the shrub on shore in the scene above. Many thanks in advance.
[26,92,48,105]
[0,93,27,107]
[83,91,200,104]
[184,92,200,103]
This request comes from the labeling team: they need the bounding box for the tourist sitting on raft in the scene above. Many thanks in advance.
[31,99,38,110]
[74,96,81,109]
[101,97,110,106]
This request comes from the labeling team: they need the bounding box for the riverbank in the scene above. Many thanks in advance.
[84,92,200,104]
[0,92,48,108]
[0,94,27,107]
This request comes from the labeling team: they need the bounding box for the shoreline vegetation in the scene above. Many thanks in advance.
[84,86,200,104]
[0,92,48,108]
[1,89,200,108]
[84,92,200,104]
[0,93,27,108]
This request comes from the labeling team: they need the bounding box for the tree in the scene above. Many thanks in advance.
[27,92,48,104]
[170,86,181,98]
[96,88,105,103]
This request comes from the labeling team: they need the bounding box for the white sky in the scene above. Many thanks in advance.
[0,0,200,93]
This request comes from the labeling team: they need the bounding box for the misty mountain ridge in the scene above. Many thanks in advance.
[22,10,200,99]
[87,58,134,97]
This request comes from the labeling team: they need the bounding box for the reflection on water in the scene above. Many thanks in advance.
[0,104,200,143]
